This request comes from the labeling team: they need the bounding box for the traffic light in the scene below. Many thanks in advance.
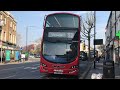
[83,43,86,50]
[82,43,86,50]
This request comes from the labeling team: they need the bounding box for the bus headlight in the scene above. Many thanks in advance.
[71,65,78,69]
[41,63,47,67]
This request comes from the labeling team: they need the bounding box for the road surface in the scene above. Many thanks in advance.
[0,59,89,79]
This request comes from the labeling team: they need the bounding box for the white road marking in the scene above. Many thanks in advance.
[31,70,39,72]
[31,67,37,69]
[24,67,31,69]
[31,66,40,69]
[2,75,16,79]
[24,66,39,70]
[0,66,24,72]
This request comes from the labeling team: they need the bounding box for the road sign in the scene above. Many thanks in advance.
[15,51,20,61]
[5,50,11,61]
[94,39,103,45]
[116,30,120,39]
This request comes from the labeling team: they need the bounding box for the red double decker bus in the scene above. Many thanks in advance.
[40,12,81,76]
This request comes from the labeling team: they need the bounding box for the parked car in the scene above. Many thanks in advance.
[21,54,25,60]
[35,54,40,58]
[29,54,35,58]
[79,51,88,61]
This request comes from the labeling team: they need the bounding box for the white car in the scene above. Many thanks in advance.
[21,54,25,59]
[29,55,35,58]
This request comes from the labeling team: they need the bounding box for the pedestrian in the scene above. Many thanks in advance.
[98,56,100,62]
[2,50,5,63]
[95,56,99,63]
[18,52,21,62]
[106,53,110,61]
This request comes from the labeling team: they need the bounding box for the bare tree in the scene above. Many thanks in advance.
[81,11,95,61]
[34,37,42,54]
[35,37,41,44]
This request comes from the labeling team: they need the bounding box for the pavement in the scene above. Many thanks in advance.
[85,58,120,79]
[85,59,103,79]
[79,61,93,79]
[0,58,40,66]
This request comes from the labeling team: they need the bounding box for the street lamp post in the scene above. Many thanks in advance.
[26,27,28,52]
[94,11,96,69]
[26,26,40,53]
[0,20,4,63]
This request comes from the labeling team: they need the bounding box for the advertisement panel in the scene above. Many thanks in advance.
[15,51,20,61]
[5,50,11,61]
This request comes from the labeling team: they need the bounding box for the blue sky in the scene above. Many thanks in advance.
[10,11,110,47]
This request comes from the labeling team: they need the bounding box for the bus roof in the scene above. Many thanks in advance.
[46,12,80,17]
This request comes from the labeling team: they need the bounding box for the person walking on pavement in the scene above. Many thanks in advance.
[18,52,21,62]
[2,50,5,63]
[106,53,110,61]
[96,56,99,63]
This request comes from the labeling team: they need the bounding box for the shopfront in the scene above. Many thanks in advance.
[114,39,120,64]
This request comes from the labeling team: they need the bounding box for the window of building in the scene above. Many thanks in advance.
[15,25,16,30]
[13,35,14,44]
[1,31,3,41]
[3,32,5,41]
[13,24,14,30]
[116,22,118,30]
[0,14,2,19]
[4,32,6,41]
[118,19,120,30]
[11,34,12,43]
[4,18,6,24]
[10,22,12,27]
[117,11,120,18]
[110,20,112,40]
[15,36,16,44]
[9,34,11,43]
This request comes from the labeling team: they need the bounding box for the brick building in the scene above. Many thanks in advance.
[0,11,17,50]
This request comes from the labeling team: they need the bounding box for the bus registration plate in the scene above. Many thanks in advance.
[54,69,63,74]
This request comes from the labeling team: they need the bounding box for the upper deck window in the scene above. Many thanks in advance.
[45,14,79,28]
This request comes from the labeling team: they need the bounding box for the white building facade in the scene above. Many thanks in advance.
[105,11,120,63]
